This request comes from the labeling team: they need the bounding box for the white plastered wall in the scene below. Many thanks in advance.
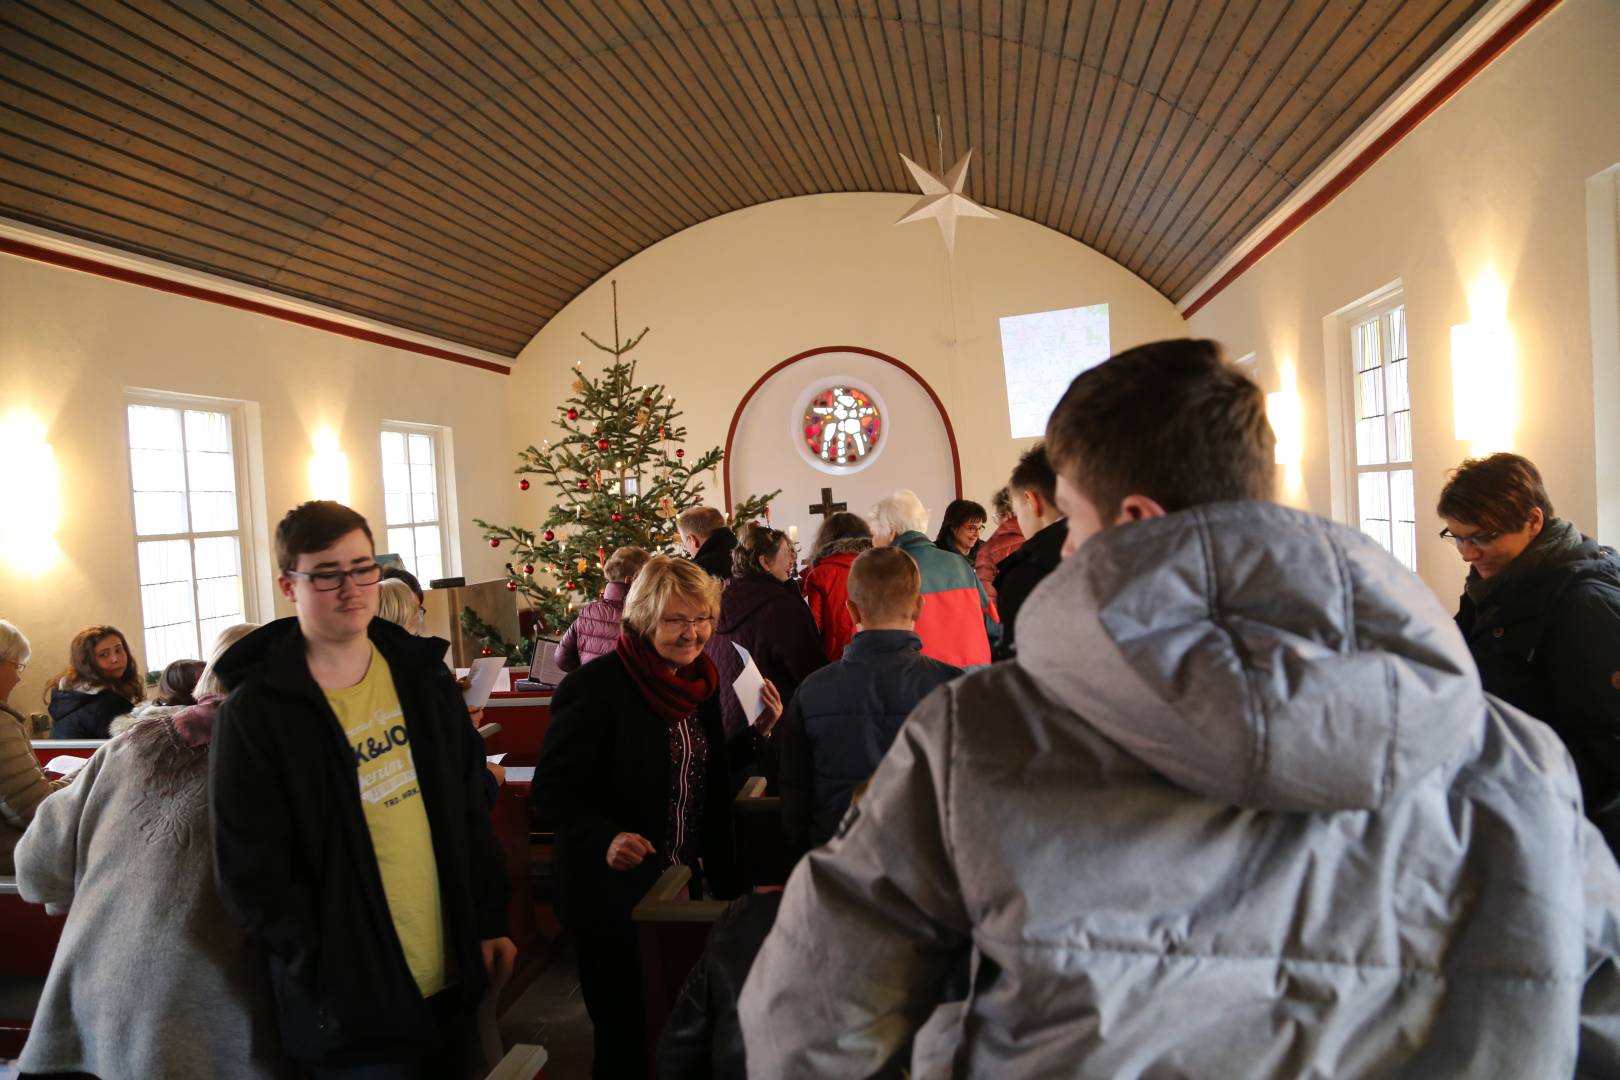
[509,192,1186,531]
[0,252,514,710]
[1185,0,1620,603]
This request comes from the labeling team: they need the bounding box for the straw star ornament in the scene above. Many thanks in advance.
[895,148,996,253]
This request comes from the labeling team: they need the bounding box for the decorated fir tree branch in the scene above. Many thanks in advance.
[476,281,779,635]
[458,607,531,664]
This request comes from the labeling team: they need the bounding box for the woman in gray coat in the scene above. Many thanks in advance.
[14,622,290,1080]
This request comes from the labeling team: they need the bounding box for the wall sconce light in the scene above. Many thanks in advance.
[309,428,350,504]
[0,411,63,572]
[1266,390,1303,467]
[1451,320,1516,449]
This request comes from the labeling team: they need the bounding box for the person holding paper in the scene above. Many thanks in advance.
[1,618,67,874]
[535,555,781,1080]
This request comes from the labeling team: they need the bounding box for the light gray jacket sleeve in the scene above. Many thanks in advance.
[1579,818,1620,1077]
[14,747,105,913]
[739,685,972,1076]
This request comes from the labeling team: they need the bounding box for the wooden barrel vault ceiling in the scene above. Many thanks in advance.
[0,0,1487,357]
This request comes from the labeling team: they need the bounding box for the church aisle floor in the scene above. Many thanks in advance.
[499,934,593,1079]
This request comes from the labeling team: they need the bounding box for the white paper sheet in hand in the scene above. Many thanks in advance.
[44,755,90,776]
[463,656,507,708]
[731,642,767,726]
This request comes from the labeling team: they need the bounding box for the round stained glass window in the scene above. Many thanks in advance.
[802,385,882,466]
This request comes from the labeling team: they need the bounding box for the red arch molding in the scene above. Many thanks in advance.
[723,345,963,511]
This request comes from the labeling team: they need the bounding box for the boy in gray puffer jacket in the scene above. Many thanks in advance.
[741,339,1620,1078]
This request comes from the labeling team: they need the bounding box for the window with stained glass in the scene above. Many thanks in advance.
[381,423,450,583]
[1348,304,1416,571]
[802,386,882,466]
[126,398,252,674]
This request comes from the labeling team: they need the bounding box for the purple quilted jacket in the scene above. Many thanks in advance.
[556,581,629,672]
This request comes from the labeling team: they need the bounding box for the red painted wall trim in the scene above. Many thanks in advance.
[1180,0,1561,320]
[723,345,963,510]
[0,236,513,375]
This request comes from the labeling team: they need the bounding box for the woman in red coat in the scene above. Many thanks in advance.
[799,512,873,662]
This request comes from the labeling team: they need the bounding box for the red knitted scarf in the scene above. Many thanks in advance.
[615,631,718,723]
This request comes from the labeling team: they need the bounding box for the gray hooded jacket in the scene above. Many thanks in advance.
[740,503,1620,1078]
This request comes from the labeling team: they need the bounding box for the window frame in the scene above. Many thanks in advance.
[379,420,454,584]
[122,389,260,673]
[1334,290,1418,572]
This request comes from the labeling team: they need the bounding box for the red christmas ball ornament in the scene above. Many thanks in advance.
[523,563,535,575]
[566,408,578,420]
[596,439,611,451]
[543,529,555,541]
[675,448,685,458]
[577,478,589,490]
[642,396,652,406]
[564,580,578,591]
[505,580,518,592]
[518,478,530,491]
[488,538,500,548]
[480,647,494,657]
[611,512,622,522]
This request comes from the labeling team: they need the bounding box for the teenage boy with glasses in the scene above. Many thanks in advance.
[210,500,512,1079]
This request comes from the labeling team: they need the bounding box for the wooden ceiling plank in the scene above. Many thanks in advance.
[0,113,544,332]
[1239,0,1377,162]
[1138,0,1331,278]
[846,0,915,190]
[1113,0,1256,274]
[870,0,931,191]
[761,0,867,193]
[1031,1,1096,227]
[0,61,567,314]
[1159,160,1283,297]
[1081,0,1174,245]
[1014,0,1066,218]
[897,0,951,192]
[1091,0,1202,253]
[790,0,886,192]
[974,0,1004,211]
[820,1,902,190]
[1075,0,1153,242]
[946,0,981,201]
[636,0,792,200]
[1045,52,1101,236]
[1052,0,1127,236]
[998,0,1032,216]
[12,0,594,300]
[1101,0,1230,264]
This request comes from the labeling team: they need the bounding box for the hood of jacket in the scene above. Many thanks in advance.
[213,615,453,703]
[1016,502,1482,813]
[718,572,800,633]
[809,536,872,568]
[1463,516,1620,614]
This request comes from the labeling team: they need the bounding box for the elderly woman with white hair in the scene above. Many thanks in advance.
[535,555,782,1079]
[1,618,65,873]
[871,490,997,668]
[14,621,292,1079]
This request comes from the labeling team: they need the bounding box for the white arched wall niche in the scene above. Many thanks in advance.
[509,192,1186,529]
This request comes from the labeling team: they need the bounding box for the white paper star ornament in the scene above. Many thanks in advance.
[896,149,996,252]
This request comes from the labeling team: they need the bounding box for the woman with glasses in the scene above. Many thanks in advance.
[535,555,782,1079]
[2,618,66,873]
[934,498,989,561]
[1438,452,1620,848]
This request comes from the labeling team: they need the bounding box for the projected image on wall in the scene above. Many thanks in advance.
[999,303,1111,438]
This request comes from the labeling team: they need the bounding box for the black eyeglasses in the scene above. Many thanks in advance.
[286,563,384,591]
[1437,527,1506,550]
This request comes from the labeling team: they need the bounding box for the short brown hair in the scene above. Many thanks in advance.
[275,501,374,573]
[622,555,721,638]
[676,506,726,540]
[45,625,143,706]
[604,545,652,583]
[1437,453,1554,534]
[732,522,788,577]
[1046,339,1274,519]
[847,548,921,623]
[1007,444,1057,502]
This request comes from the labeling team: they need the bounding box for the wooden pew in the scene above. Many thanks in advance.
[630,865,728,1069]
[732,777,794,889]
[0,876,66,1059]
[481,692,551,761]
[29,739,104,770]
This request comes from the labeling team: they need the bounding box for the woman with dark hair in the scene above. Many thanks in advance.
[45,625,144,739]
[535,557,781,1078]
[110,657,205,738]
[934,499,988,561]
[800,512,873,662]
[708,523,826,742]
[1438,452,1620,848]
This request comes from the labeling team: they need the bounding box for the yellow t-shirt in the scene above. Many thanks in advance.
[325,646,448,998]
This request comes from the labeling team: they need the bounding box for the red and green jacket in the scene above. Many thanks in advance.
[893,531,997,668]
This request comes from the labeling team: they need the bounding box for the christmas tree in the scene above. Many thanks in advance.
[476,283,778,634]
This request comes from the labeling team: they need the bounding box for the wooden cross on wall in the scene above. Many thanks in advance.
[808,487,847,519]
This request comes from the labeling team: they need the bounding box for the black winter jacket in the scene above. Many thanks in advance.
[208,618,509,1066]
[993,517,1068,660]
[535,651,763,925]
[693,529,739,580]
[656,891,782,1080]
[709,572,827,741]
[1455,522,1620,846]
[46,687,132,739]
[778,630,961,856]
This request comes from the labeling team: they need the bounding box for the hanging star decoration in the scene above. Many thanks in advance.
[896,149,995,253]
